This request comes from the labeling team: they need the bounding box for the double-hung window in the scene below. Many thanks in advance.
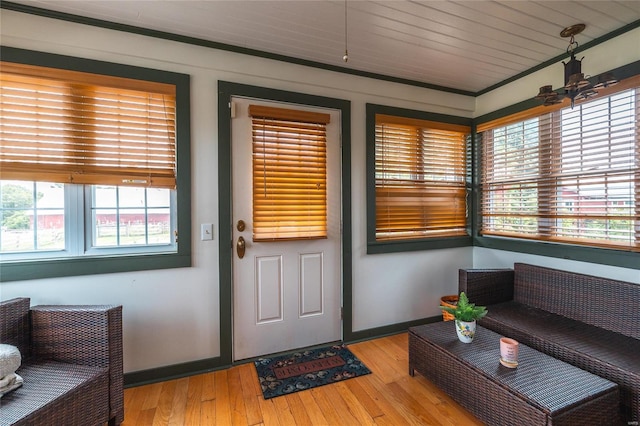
[366,104,472,253]
[479,79,640,253]
[0,49,191,281]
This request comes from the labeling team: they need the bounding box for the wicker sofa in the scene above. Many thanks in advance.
[459,263,640,423]
[0,298,123,426]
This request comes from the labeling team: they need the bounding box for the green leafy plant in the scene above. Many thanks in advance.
[440,292,488,322]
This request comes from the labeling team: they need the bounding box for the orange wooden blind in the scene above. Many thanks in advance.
[375,114,469,241]
[480,85,640,252]
[249,105,330,241]
[0,62,177,188]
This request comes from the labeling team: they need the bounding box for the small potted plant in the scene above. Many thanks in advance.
[440,292,488,343]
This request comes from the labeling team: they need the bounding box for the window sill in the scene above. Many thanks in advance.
[367,236,472,254]
[474,235,639,270]
[0,252,191,282]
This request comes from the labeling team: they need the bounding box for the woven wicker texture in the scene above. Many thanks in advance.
[0,298,123,426]
[512,263,640,340]
[459,265,640,423]
[481,302,640,423]
[410,322,620,426]
[0,298,30,358]
[31,304,124,424]
[458,268,514,307]
[0,361,108,426]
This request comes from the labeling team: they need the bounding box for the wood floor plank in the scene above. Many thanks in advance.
[200,371,216,402]
[321,381,365,425]
[347,340,396,384]
[402,374,483,426]
[384,381,442,425]
[333,381,376,425]
[238,363,263,425]
[136,408,157,426]
[123,386,152,426]
[374,332,408,365]
[121,332,484,426]
[370,338,411,379]
[272,394,296,425]
[358,371,428,426]
[152,380,178,426]
[296,389,329,425]
[214,369,233,425]
[257,397,282,426]
[122,379,139,410]
[142,382,164,410]
[228,367,249,425]
[387,331,409,353]
[351,374,412,426]
[167,377,189,426]
[183,374,204,425]
[343,377,384,420]
[308,386,348,426]
[284,393,313,425]
[200,399,215,425]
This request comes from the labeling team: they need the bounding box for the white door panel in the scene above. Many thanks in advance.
[231,97,342,361]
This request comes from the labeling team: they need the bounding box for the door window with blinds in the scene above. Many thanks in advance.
[249,105,329,241]
[480,84,639,252]
[370,111,470,245]
[0,60,180,262]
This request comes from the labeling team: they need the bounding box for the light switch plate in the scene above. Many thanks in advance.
[201,223,214,240]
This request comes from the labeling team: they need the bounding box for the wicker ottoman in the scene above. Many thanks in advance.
[409,322,620,426]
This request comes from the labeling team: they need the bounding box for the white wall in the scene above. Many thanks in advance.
[473,248,639,284]
[0,10,474,373]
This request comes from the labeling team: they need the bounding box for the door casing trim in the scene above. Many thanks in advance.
[218,81,352,365]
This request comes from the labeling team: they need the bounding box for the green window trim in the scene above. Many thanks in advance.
[0,46,192,282]
[366,103,473,254]
[472,61,640,270]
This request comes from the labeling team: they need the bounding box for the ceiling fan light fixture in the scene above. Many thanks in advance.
[535,24,617,109]
[543,93,563,106]
[535,85,555,99]
[536,85,564,105]
[593,72,619,89]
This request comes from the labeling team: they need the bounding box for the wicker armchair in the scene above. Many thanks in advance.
[0,298,123,426]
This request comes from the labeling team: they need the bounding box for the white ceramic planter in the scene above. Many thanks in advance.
[455,319,477,343]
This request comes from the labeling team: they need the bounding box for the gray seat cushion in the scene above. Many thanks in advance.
[0,361,108,426]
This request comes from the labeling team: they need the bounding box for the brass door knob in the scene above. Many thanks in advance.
[236,236,246,259]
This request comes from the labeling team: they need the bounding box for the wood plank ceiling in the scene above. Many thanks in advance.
[5,1,640,94]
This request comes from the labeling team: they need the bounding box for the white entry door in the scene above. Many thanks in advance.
[231,97,342,361]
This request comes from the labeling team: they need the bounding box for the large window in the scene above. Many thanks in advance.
[0,48,190,281]
[366,104,472,253]
[480,84,639,253]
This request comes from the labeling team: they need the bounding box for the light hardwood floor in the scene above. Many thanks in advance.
[121,332,483,425]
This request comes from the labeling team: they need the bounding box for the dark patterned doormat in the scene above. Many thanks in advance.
[254,344,371,399]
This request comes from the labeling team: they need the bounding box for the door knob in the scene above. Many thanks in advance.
[236,236,246,259]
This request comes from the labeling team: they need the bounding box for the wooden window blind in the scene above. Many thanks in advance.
[249,105,330,241]
[375,114,469,241]
[480,84,640,252]
[0,62,177,188]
